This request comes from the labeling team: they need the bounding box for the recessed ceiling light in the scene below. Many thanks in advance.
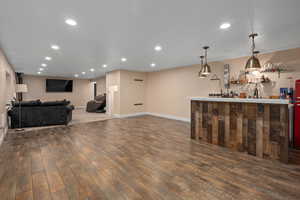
[51,45,60,50]
[220,23,231,29]
[74,74,79,77]
[65,18,77,26]
[81,72,86,75]
[151,63,156,67]
[121,58,127,62]
[41,63,47,67]
[102,64,107,68]
[90,68,95,72]
[154,45,162,52]
[39,68,44,71]
[37,71,41,74]
[45,56,52,61]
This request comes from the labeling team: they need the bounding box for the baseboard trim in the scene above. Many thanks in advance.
[112,114,121,118]
[112,112,190,123]
[0,127,7,146]
[75,106,86,109]
[145,112,190,123]
[113,113,147,118]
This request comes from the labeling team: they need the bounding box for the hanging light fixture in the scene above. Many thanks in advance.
[202,46,211,75]
[245,33,262,72]
[198,56,207,78]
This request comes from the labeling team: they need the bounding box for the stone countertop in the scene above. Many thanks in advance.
[190,97,290,105]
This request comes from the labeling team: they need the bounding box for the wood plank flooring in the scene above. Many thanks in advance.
[1,115,300,200]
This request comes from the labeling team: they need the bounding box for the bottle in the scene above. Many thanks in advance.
[253,84,259,99]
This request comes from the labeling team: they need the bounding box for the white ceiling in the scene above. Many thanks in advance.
[1,0,300,79]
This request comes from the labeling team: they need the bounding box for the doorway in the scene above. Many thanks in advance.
[93,82,97,99]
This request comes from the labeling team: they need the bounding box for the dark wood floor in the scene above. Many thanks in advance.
[1,116,300,200]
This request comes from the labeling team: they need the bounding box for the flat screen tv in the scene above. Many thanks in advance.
[46,79,73,92]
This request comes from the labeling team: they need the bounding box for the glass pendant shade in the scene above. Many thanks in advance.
[202,46,211,75]
[198,55,207,78]
[199,72,207,78]
[245,33,262,72]
[201,64,211,75]
[245,55,261,72]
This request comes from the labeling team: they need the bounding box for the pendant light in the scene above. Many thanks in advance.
[245,33,261,72]
[198,56,207,78]
[202,46,211,75]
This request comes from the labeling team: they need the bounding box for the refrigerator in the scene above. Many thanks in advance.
[295,80,300,148]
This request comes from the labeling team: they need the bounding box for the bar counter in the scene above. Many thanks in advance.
[191,97,290,163]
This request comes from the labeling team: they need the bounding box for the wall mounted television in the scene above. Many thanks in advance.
[46,79,73,92]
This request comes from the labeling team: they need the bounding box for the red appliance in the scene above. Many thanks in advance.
[295,80,300,148]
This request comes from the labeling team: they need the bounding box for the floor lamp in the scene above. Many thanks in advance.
[15,84,28,131]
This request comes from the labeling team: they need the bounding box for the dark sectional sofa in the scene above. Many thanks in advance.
[8,99,74,128]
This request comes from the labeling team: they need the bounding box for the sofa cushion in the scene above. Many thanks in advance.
[41,99,70,106]
[13,100,41,107]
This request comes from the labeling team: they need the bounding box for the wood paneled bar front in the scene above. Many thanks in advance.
[191,97,290,163]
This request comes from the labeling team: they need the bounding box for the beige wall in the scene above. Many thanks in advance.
[102,48,300,119]
[226,48,300,97]
[16,47,300,121]
[146,62,222,119]
[146,48,300,120]
[106,70,121,115]
[23,75,94,107]
[94,76,106,95]
[105,70,147,116]
[120,70,147,115]
[0,49,16,144]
